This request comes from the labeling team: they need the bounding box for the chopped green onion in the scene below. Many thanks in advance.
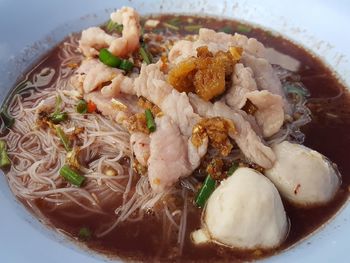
[167,17,181,26]
[55,126,72,152]
[184,25,201,33]
[50,112,68,124]
[163,22,179,31]
[99,48,122,68]
[59,164,86,187]
[165,17,182,29]
[145,109,156,133]
[266,30,276,37]
[0,140,11,168]
[195,175,216,208]
[139,46,152,65]
[119,59,134,72]
[53,96,62,114]
[49,96,68,124]
[218,26,232,34]
[98,48,133,71]
[76,100,88,114]
[78,227,92,240]
[0,107,15,129]
[105,20,123,34]
[236,24,252,33]
[284,84,310,98]
[227,162,239,176]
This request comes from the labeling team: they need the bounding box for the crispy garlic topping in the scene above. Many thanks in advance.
[137,97,162,117]
[192,117,236,156]
[167,46,242,101]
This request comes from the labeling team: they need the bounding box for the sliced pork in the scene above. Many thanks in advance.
[245,90,284,137]
[114,63,207,191]
[189,93,275,168]
[72,59,126,95]
[132,63,201,136]
[241,53,291,114]
[79,27,115,57]
[224,63,258,109]
[223,63,284,137]
[168,28,290,123]
[79,6,141,58]
[147,116,194,192]
[168,28,266,64]
[108,6,141,57]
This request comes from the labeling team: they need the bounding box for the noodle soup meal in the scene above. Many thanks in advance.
[1,6,350,262]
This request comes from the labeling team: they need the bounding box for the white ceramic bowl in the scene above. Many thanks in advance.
[0,0,349,262]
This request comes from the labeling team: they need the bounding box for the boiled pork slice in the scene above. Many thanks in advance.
[189,93,275,169]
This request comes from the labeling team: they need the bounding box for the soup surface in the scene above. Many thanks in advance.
[1,13,350,262]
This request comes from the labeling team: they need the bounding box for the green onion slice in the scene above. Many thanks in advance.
[50,112,68,124]
[76,100,88,114]
[55,126,72,152]
[119,59,134,72]
[53,96,62,114]
[163,22,179,31]
[99,48,122,68]
[0,140,11,168]
[236,24,252,33]
[145,109,156,133]
[227,162,239,176]
[105,20,123,34]
[0,140,7,152]
[184,25,201,32]
[218,26,232,34]
[195,175,216,208]
[49,96,68,124]
[78,227,92,240]
[59,164,86,187]
[0,107,15,129]
[167,17,181,26]
[284,84,310,98]
[139,46,152,65]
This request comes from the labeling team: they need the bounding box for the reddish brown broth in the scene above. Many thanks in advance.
[9,15,350,262]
